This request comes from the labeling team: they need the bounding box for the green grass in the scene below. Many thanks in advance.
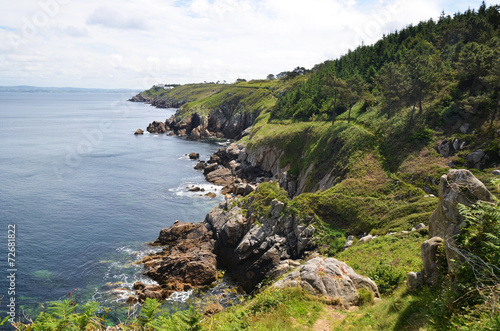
[202,287,327,331]
[334,230,426,296]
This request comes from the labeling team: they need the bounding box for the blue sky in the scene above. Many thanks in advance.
[0,0,490,89]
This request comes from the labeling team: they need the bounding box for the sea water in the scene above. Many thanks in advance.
[0,92,227,323]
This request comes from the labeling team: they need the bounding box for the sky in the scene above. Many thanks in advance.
[0,0,490,89]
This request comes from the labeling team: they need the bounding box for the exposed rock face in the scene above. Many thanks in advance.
[128,94,150,102]
[205,198,316,292]
[134,128,144,135]
[160,108,258,140]
[273,257,380,307]
[437,138,467,157]
[421,237,445,286]
[428,169,493,272]
[140,221,217,298]
[466,149,487,169]
[139,195,316,297]
[194,143,271,196]
[147,120,167,134]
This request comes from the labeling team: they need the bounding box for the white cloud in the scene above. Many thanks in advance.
[0,0,488,88]
[87,6,149,30]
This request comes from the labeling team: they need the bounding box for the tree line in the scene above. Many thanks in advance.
[271,3,499,131]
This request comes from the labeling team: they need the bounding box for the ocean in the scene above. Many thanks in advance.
[0,92,227,323]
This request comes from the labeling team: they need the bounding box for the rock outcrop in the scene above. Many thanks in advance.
[427,169,493,272]
[273,257,380,307]
[138,195,317,298]
[134,129,144,135]
[149,108,258,140]
[205,198,316,292]
[128,94,150,102]
[147,121,167,134]
[138,221,217,300]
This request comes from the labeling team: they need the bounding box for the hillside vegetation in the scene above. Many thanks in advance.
[12,4,500,331]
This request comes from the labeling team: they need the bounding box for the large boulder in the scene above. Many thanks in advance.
[206,168,233,186]
[428,169,493,272]
[273,257,380,307]
[147,120,167,134]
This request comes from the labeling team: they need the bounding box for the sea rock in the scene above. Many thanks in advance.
[141,221,217,293]
[273,257,380,307]
[428,169,492,272]
[189,152,200,160]
[205,192,217,198]
[203,163,219,175]
[206,168,233,186]
[134,128,144,135]
[194,161,206,170]
[421,237,444,286]
[147,120,167,134]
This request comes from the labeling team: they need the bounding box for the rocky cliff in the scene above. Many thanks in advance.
[138,191,316,295]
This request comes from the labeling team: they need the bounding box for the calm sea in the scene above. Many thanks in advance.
[0,92,225,323]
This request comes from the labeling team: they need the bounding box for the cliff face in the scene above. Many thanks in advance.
[163,107,258,139]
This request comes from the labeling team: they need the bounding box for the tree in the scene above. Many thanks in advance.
[322,72,347,125]
[267,74,276,80]
[404,49,440,126]
[376,62,408,119]
[344,75,367,123]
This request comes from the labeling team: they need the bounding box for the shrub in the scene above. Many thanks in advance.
[357,288,375,306]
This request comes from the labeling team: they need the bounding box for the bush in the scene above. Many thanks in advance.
[367,262,406,296]
[357,288,375,306]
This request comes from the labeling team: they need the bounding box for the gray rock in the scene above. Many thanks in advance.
[415,223,426,230]
[437,140,452,157]
[492,170,500,176]
[466,149,486,169]
[429,169,492,272]
[273,257,379,307]
[407,272,423,290]
[460,123,470,134]
[270,199,285,218]
[421,237,444,286]
[343,235,354,250]
[359,234,376,243]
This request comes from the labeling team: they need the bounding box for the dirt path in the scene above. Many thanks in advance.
[312,306,346,331]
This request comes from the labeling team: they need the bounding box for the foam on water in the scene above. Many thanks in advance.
[167,290,194,303]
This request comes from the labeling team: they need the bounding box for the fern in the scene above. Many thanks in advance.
[138,298,162,327]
